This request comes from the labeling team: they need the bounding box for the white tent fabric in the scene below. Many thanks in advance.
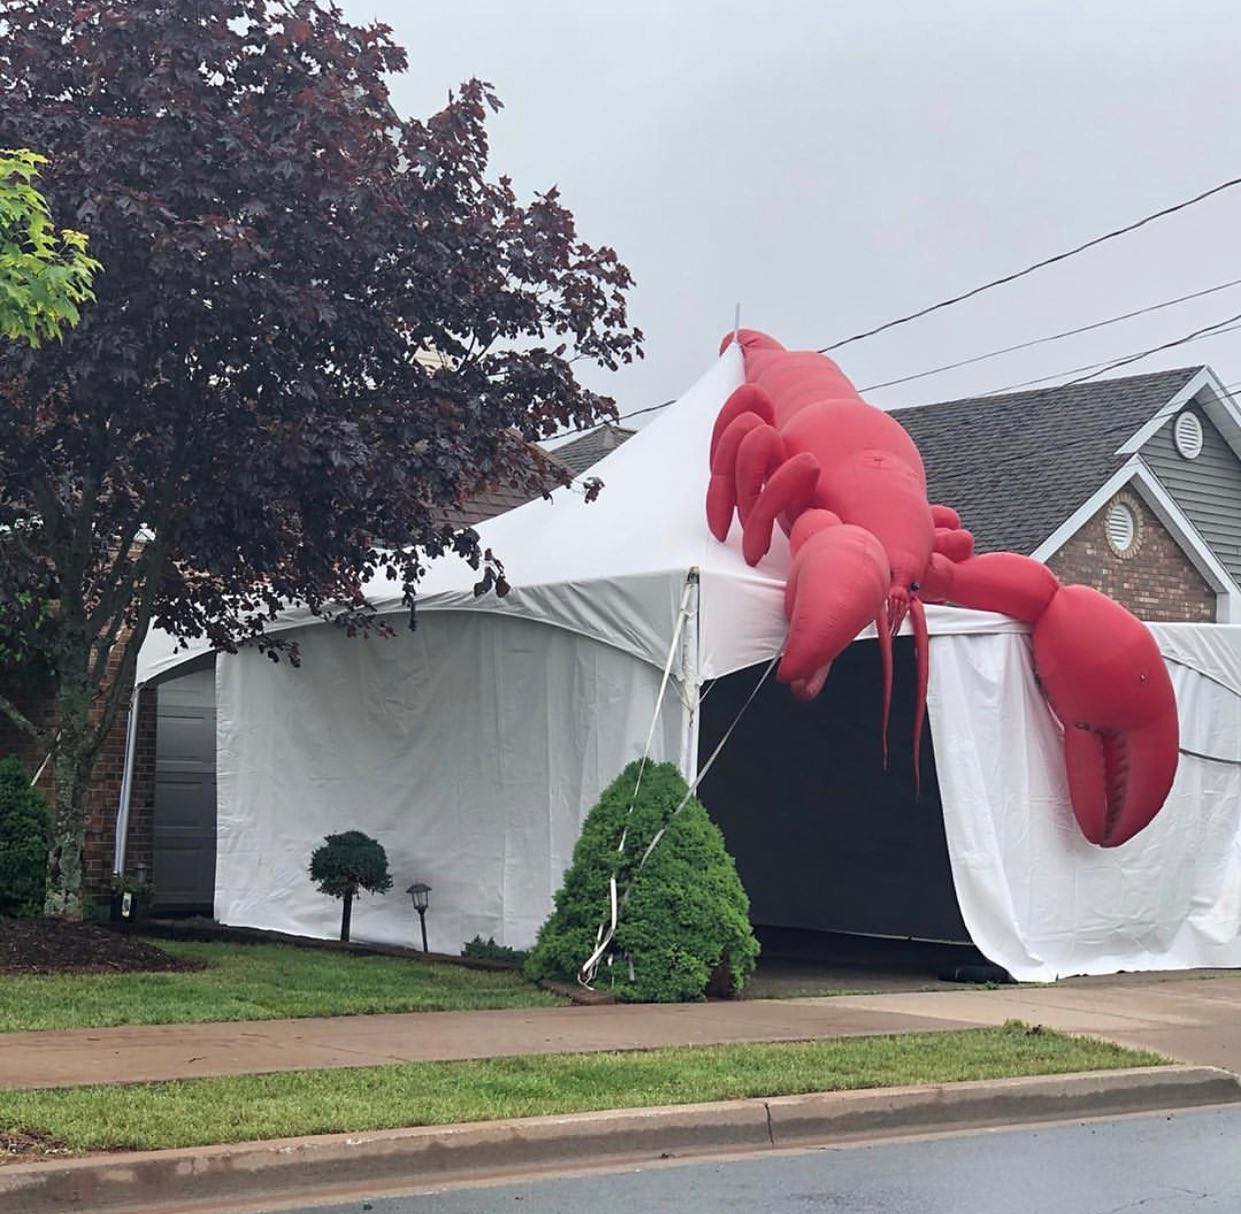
[135,344,1026,690]
[929,624,1241,982]
[135,344,1241,973]
[216,613,686,952]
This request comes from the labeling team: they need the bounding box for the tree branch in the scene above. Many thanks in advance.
[0,688,49,745]
[84,530,171,761]
[86,513,145,634]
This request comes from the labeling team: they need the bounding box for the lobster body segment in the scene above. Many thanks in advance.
[708,330,1179,848]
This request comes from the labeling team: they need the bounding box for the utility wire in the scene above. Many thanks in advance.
[979,315,1241,395]
[544,397,674,444]
[817,172,1241,353]
[1052,311,1241,389]
[858,277,1241,393]
[550,275,1241,444]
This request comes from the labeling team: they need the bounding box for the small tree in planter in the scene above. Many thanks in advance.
[0,755,50,918]
[308,831,393,942]
[525,761,759,1002]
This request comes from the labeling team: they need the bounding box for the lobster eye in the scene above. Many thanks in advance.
[911,581,921,592]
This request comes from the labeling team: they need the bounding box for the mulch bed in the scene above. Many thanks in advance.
[0,917,198,976]
[0,1128,72,1162]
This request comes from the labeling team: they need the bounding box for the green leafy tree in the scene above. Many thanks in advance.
[0,149,99,347]
[0,755,52,918]
[308,830,393,942]
[0,149,97,676]
[525,762,759,1002]
[0,0,640,915]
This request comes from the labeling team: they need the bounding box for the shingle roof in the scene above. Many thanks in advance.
[549,424,637,476]
[889,367,1203,554]
[442,434,577,528]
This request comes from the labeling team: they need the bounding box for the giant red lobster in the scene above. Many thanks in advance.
[707,329,1179,847]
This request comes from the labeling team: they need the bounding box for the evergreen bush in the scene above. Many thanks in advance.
[525,761,759,1002]
[308,829,392,942]
[0,755,50,917]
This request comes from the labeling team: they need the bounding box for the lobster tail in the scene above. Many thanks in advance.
[910,596,929,798]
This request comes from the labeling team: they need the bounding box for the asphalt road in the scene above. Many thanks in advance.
[286,1105,1241,1214]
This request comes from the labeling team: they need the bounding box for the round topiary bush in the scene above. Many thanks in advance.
[524,760,759,1002]
[308,829,392,942]
[0,755,51,918]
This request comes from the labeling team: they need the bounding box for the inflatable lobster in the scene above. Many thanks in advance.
[707,329,1179,848]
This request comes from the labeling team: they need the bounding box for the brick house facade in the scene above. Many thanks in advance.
[0,638,157,906]
[1046,491,1215,623]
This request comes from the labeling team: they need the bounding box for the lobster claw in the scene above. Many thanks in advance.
[1032,585,1180,847]
[779,510,890,702]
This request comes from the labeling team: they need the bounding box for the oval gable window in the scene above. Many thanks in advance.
[1106,499,1138,557]
[1174,410,1204,460]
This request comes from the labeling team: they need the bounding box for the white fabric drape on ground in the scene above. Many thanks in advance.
[929,626,1241,982]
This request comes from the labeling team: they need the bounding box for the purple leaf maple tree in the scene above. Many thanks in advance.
[0,0,642,914]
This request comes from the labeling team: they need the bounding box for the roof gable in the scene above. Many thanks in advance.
[548,424,637,476]
[890,367,1203,554]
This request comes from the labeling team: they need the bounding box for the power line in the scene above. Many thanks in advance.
[1052,311,1241,390]
[817,172,1241,354]
[978,314,1241,395]
[544,397,675,444]
[858,276,1241,393]
[551,278,1241,446]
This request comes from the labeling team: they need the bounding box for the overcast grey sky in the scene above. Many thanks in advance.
[343,0,1241,419]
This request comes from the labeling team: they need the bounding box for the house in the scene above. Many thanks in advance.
[549,423,637,476]
[889,366,1241,624]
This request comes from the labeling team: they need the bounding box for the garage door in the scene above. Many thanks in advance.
[153,666,217,913]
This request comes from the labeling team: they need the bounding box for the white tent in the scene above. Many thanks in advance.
[135,345,1241,982]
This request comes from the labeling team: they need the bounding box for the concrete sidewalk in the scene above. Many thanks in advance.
[3,974,1240,1091]
[0,1000,977,1090]
[843,974,1241,1073]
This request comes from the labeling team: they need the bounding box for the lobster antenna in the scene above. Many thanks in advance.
[732,302,741,346]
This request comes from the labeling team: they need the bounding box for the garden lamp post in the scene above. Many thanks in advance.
[406,882,431,953]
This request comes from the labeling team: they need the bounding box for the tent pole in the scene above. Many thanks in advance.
[679,568,701,784]
[112,683,143,877]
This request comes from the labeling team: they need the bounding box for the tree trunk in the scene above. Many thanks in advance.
[43,657,95,919]
[340,891,353,942]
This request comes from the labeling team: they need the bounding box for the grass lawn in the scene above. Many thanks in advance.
[0,940,561,1032]
[1,1025,1165,1154]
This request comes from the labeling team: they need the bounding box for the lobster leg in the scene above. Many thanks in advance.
[739,449,819,565]
[708,401,822,563]
[926,550,1178,846]
[707,411,766,540]
[706,384,790,543]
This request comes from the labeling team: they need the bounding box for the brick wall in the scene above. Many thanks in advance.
[1046,490,1216,622]
[0,630,156,905]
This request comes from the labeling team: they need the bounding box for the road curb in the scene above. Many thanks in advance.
[3,1066,1237,1213]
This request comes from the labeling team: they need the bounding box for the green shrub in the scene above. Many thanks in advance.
[308,830,392,942]
[0,755,50,917]
[525,761,759,1002]
[461,936,527,965]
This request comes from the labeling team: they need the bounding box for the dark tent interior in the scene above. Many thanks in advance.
[698,637,996,979]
